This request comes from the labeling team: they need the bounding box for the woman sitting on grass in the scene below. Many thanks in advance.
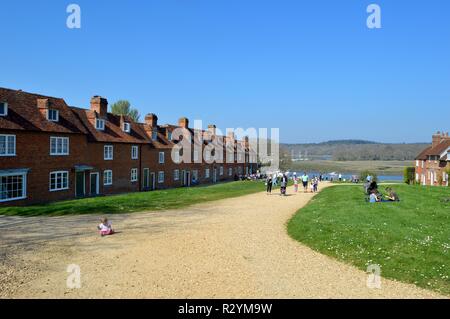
[369,190,381,203]
[384,187,400,202]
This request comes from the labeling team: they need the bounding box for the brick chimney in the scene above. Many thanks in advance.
[178,117,189,129]
[90,96,108,118]
[208,124,216,136]
[37,98,50,117]
[145,113,158,127]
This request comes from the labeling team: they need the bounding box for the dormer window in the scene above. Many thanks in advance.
[47,109,59,122]
[168,132,172,140]
[96,119,105,131]
[152,129,158,140]
[0,102,7,116]
[123,122,131,133]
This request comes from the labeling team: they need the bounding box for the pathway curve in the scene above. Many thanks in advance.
[0,184,443,298]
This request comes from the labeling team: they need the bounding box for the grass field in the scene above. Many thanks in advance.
[288,184,450,295]
[0,181,265,217]
[288,160,410,175]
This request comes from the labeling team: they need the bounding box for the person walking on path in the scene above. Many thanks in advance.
[266,175,273,194]
[293,173,299,193]
[301,172,309,193]
[280,173,288,196]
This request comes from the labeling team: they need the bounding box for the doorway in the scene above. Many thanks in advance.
[75,172,85,197]
[90,172,100,196]
[143,168,150,190]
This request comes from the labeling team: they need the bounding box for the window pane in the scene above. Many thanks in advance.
[0,136,5,154]
[7,136,15,154]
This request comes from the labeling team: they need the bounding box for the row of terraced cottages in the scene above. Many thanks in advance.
[415,131,450,186]
[0,88,256,206]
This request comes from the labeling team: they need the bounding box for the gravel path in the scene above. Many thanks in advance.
[0,184,444,298]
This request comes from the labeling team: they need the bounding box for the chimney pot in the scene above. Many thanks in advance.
[90,96,108,117]
[178,117,189,129]
[145,113,158,127]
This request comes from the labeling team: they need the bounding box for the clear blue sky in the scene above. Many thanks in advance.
[1,0,449,143]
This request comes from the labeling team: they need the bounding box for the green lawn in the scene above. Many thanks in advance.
[0,181,265,217]
[288,184,450,295]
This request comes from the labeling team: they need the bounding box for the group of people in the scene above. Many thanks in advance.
[265,172,320,196]
[365,179,400,203]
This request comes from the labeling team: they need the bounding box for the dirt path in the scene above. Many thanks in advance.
[0,184,444,298]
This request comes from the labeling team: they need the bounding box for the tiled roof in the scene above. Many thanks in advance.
[71,107,150,144]
[416,140,450,160]
[1,88,249,150]
[0,87,87,134]
[415,146,432,160]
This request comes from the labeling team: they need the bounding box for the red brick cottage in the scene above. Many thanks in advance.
[415,132,450,186]
[0,88,256,206]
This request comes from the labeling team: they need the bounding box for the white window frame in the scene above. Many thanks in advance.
[228,167,233,176]
[0,134,16,156]
[131,168,138,182]
[123,122,131,133]
[131,145,139,160]
[104,145,113,160]
[103,170,113,186]
[49,171,69,192]
[219,166,224,176]
[192,170,198,181]
[152,130,158,140]
[158,171,165,183]
[0,171,27,202]
[159,152,165,164]
[205,168,210,179]
[0,102,8,116]
[96,118,105,131]
[174,169,180,181]
[50,137,69,156]
[47,109,59,122]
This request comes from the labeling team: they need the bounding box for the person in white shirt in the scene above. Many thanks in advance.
[98,218,114,236]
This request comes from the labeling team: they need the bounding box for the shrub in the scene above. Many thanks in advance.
[360,170,377,183]
[403,167,415,184]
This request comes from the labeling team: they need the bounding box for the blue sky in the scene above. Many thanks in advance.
[1,0,449,143]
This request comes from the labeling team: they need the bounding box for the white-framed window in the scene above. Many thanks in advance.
[0,102,8,116]
[123,122,131,133]
[159,152,165,164]
[205,168,210,179]
[158,171,165,183]
[168,131,172,140]
[227,151,234,163]
[131,168,138,182]
[173,150,180,163]
[50,137,69,155]
[103,170,113,186]
[0,134,16,156]
[152,129,158,140]
[192,170,198,181]
[96,118,105,131]
[104,145,113,160]
[0,172,27,202]
[47,109,59,122]
[174,169,180,181]
[219,166,224,176]
[131,145,139,160]
[228,167,233,176]
[416,160,419,167]
[49,171,69,192]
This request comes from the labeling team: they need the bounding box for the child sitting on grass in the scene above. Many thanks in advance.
[97,218,114,236]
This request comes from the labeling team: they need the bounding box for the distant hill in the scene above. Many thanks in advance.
[281,140,428,161]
